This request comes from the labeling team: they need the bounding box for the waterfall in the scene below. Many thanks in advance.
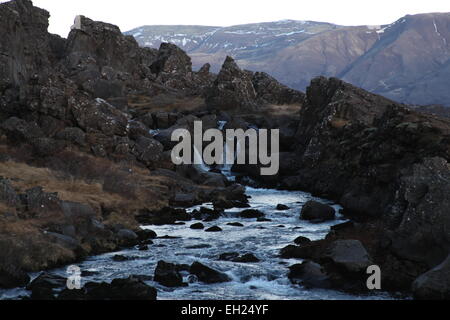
[193,145,210,172]
[218,121,227,131]
[221,137,241,181]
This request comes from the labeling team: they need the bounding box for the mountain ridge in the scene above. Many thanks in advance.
[126,13,450,107]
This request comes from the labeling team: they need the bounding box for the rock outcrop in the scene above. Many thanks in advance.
[277,76,450,296]
[205,56,258,111]
[412,254,450,300]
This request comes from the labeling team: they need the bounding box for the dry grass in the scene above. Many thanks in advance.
[0,152,171,216]
[128,94,205,113]
[331,118,350,129]
[261,103,302,117]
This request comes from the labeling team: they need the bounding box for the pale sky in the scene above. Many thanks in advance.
[8,0,450,37]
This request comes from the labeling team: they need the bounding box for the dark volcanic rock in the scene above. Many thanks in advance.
[65,15,156,87]
[190,223,205,230]
[206,56,258,111]
[325,240,372,273]
[227,222,244,227]
[218,252,240,261]
[276,204,290,211]
[233,254,260,263]
[136,229,157,242]
[136,207,190,225]
[0,0,56,98]
[205,226,222,232]
[154,260,184,287]
[0,267,30,289]
[218,252,259,263]
[112,255,130,262]
[288,261,331,289]
[27,272,66,291]
[252,72,305,105]
[239,209,265,219]
[1,117,44,143]
[189,262,230,284]
[151,43,192,76]
[300,201,335,222]
[294,236,312,246]
[68,276,157,300]
[412,254,450,300]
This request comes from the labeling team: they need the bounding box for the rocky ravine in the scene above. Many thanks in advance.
[0,0,300,297]
[0,0,449,300]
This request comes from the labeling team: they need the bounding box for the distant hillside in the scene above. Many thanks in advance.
[126,13,450,107]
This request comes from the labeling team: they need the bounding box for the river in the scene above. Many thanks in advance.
[0,186,394,300]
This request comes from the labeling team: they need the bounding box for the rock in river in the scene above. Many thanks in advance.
[154,260,184,288]
[189,262,230,284]
[300,201,335,222]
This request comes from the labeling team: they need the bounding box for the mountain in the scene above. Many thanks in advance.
[126,13,450,106]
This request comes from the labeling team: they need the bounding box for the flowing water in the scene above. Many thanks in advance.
[0,187,395,300]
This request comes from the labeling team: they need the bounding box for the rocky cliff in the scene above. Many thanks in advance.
[276,77,450,295]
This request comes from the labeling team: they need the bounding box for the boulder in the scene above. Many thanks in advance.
[300,201,335,222]
[218,252,260,263]
[233,254,260,263]
[55,127,86,146]
[276,204,290,211]
[117,229,138,246]
[112,255,130,262]
[205,226,222,232]
[71,97,129,137]
[136,207,191,226]
[82,276,157,300]
[412,255,450,300]
[294,236,312,246]
[227,222,244,227]
[1,117,44,143]
[288,261,331,289]
[136,229,157,242]
[240,209,265,219]
[154,261,184,288]
[218,252,240,261]
[27,272,66,291]
[189,262,230,284]
[190,223,205,230]
[131,136,164,166]
[326,240,372,273]
[0,267,30,289]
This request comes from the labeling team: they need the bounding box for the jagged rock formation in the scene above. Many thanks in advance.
[276,76,450,294]
[205,56,258,111]
[205,56,304,111]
